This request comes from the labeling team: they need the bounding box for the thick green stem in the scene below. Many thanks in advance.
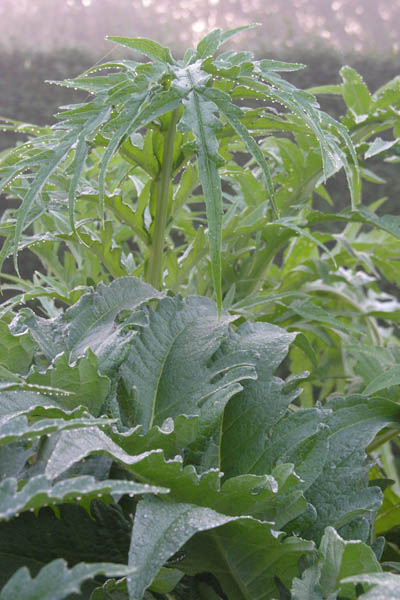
[147,109,180,290]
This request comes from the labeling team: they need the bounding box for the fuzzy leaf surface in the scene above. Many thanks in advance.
[302,396,400,540]
[220,321,298,478]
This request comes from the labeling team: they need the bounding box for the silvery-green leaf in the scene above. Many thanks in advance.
[0,415,113,447]
[120,295,255,436]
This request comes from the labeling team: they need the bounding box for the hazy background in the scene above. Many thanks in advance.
[1,0,400,56]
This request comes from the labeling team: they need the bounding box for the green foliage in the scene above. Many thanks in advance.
[0,278,397,598]
[1,26,400,599]
[0,24,359,313]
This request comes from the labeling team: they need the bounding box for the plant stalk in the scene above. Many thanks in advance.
[147,109,180,290]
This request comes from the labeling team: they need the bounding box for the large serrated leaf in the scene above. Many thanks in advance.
[42,423,305,533]
[241,395,400,542]
[43,425,223,505]
[120,295,255,435]
[0,559,136,600]
[240,406,329,491]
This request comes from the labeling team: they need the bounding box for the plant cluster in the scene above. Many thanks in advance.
[0,25,400,599]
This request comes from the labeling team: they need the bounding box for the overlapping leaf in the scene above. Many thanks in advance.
[221,340,400,542]
[303,396,400,540]
[220,321,299,477]
[1,25,399,599]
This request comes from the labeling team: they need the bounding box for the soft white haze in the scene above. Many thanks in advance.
[0,0,399,55]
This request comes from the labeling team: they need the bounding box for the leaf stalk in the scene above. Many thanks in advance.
[147,108,180,289]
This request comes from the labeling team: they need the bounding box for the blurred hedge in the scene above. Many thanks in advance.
[0,47,94,151]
